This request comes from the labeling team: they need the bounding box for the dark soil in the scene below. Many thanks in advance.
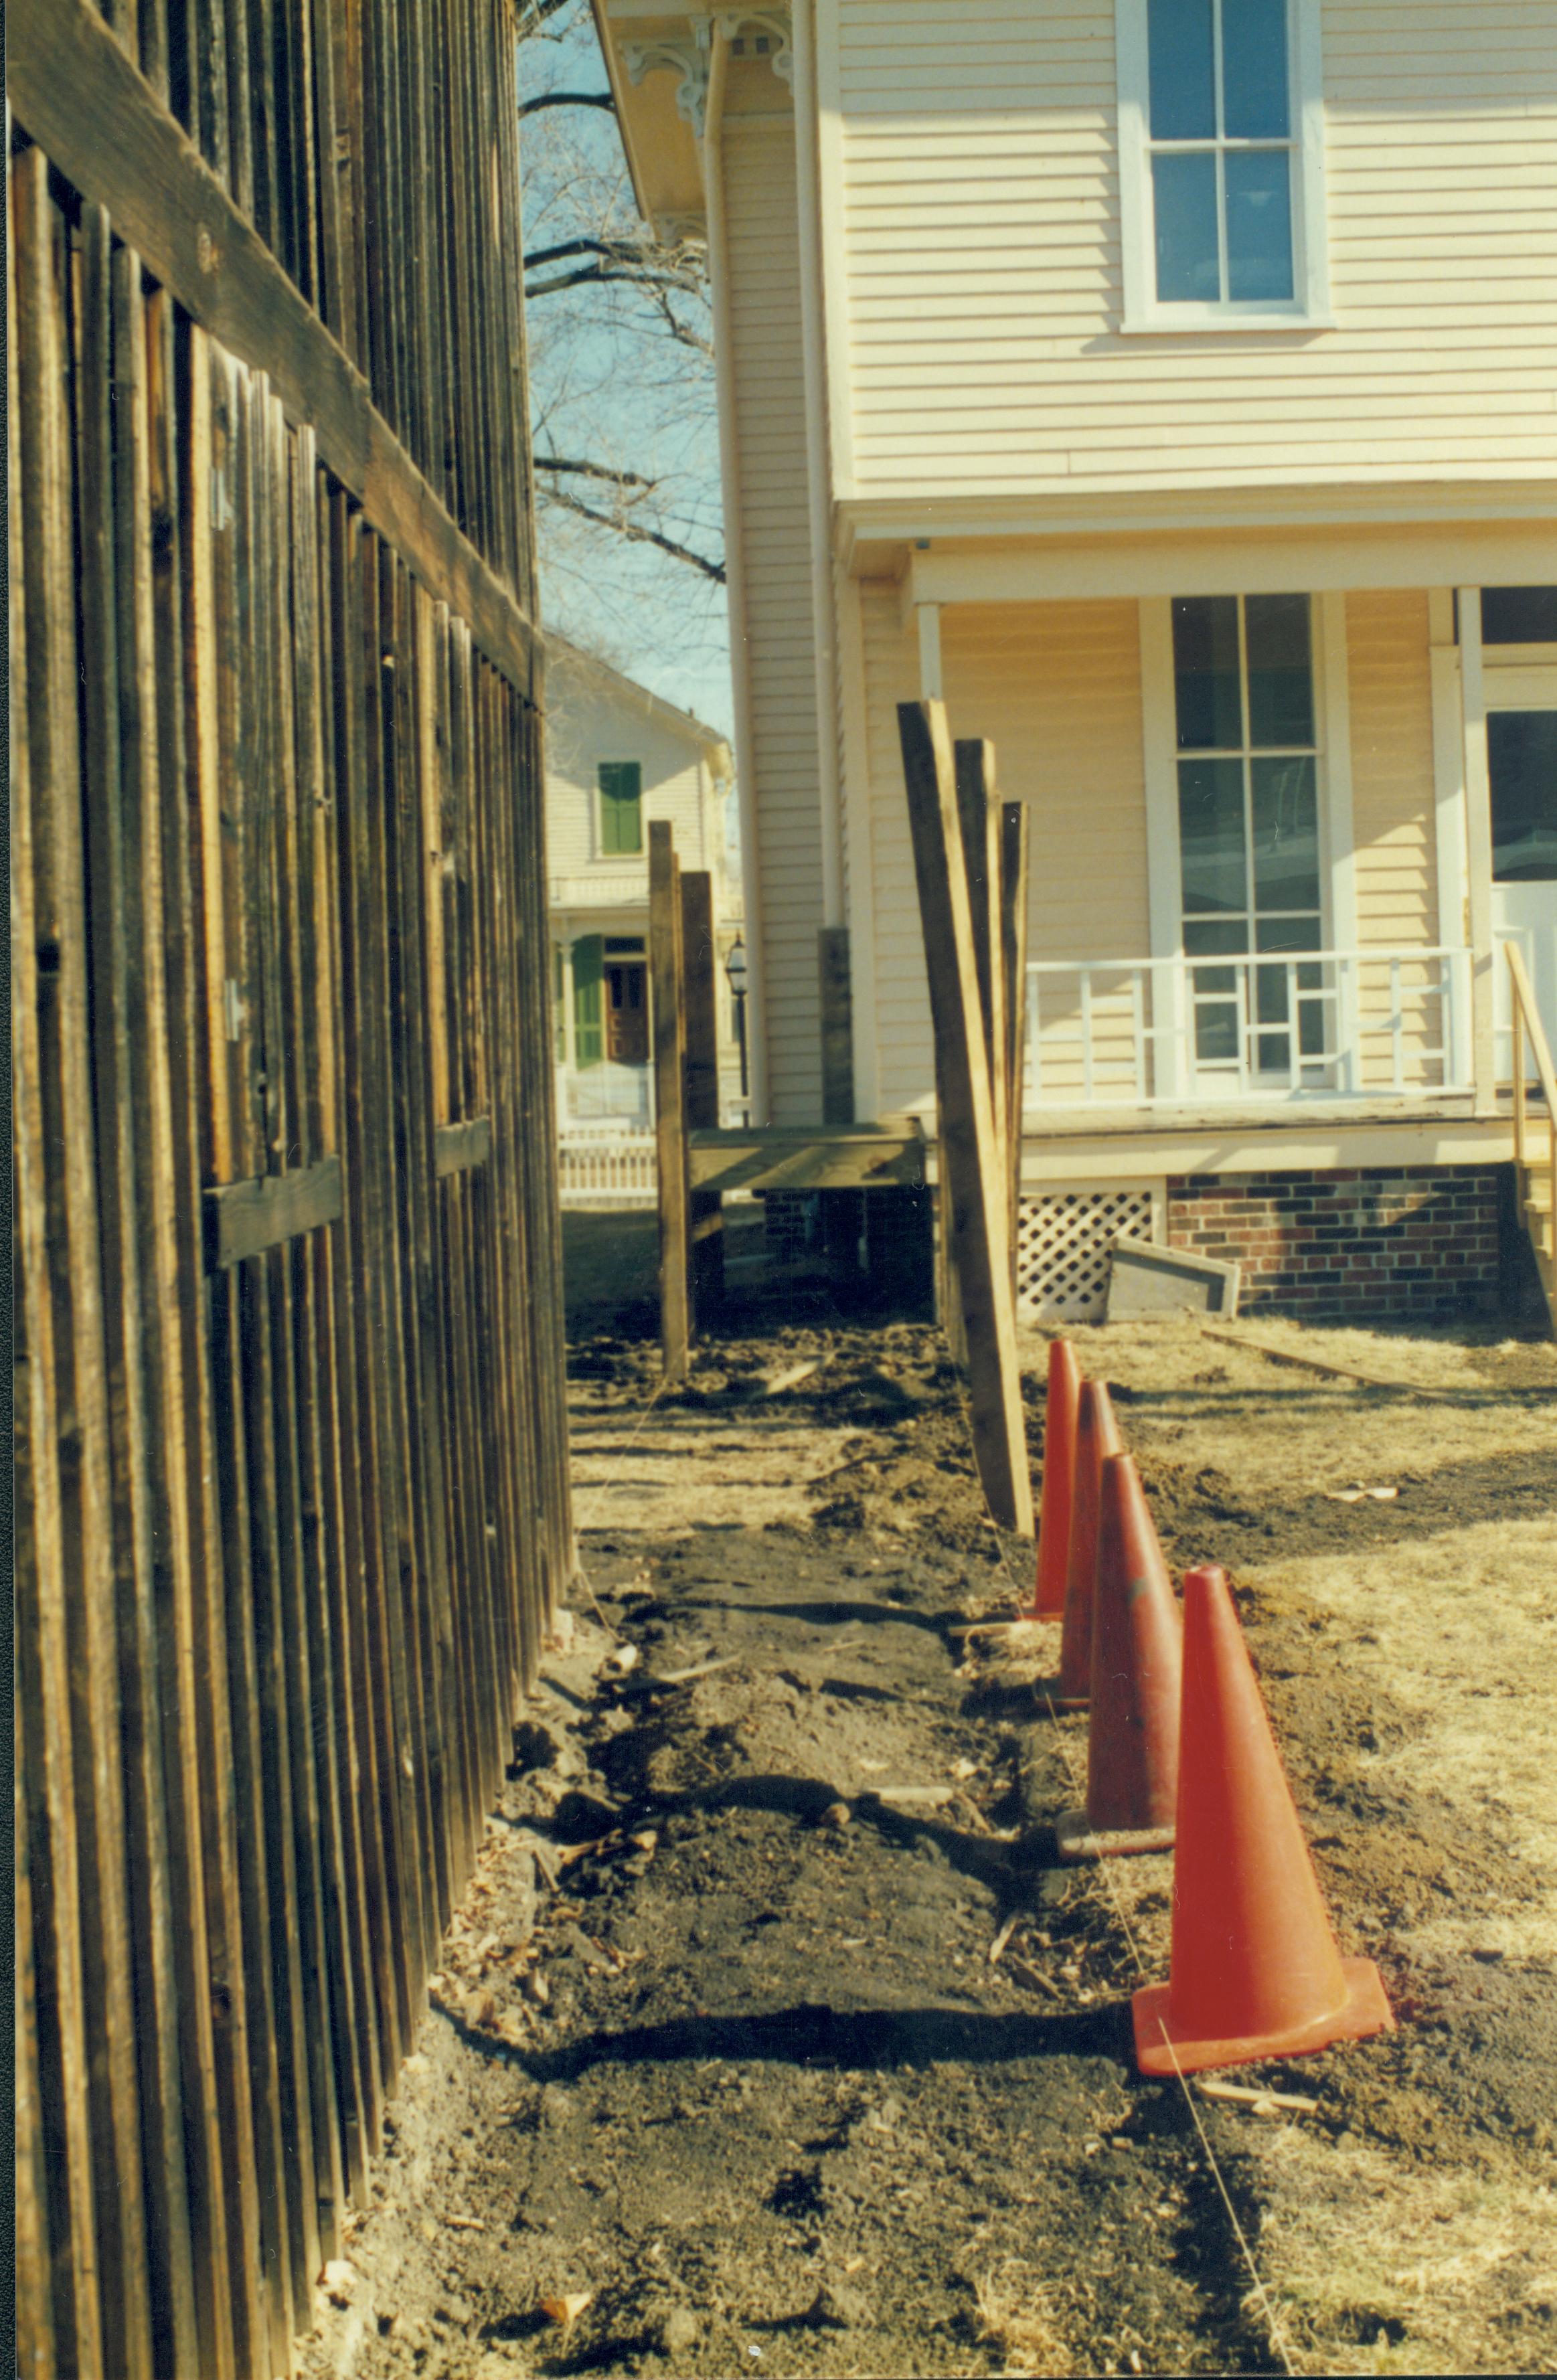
[303,1322,1556,2380]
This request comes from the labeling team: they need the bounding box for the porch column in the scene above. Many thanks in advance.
[1457,588,1498,1115]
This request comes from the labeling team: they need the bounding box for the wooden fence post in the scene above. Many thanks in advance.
[650,822,691,1379]
[819,925,855,1126]
[999,799,1031,1311]
[680,868,724,1316]
[899,703,1034,1535]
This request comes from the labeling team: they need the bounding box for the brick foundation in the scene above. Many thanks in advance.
[1167,1166,1502,1323]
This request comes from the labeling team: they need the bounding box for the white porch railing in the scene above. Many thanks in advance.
[1023,946,1474,1112]
[556,1121,657,1208]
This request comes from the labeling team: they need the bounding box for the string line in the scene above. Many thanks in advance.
[952,1367,1299,2378]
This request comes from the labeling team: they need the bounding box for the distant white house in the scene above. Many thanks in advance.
[546,637,747,1130]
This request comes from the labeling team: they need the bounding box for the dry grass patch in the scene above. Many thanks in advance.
[1256,2126,1557,2375]
[969,2258,1073,2377]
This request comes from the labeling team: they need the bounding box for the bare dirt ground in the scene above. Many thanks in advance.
[301,1242,1556,2380]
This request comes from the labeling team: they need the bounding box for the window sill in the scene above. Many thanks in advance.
[1119,309,1335,337]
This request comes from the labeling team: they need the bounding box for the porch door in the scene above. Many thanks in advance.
[1487,675,1557,1065]
[604,958,649,1065]
[1172,593,1327,1088]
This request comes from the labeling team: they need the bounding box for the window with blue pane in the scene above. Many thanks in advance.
[1172,594,1327,1077]
[1147,0,1297,307]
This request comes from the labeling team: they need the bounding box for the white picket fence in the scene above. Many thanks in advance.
[557,1126,657,1209]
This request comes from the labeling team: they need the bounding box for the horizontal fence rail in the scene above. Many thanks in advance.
[1023,947,1475,1112]
[11,5,571,2376]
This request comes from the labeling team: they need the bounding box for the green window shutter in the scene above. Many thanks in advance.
[598,761,643,857]
[552,944,566,1064]
[572,935,604,1068]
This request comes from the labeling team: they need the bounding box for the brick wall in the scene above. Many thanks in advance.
[1167,1167,1502,1323]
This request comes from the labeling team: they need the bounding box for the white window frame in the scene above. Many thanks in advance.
[1116,0,1331,334]
[1141,591,1354,1090]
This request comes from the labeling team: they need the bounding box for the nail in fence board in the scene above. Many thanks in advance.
[898,702,1034,1537]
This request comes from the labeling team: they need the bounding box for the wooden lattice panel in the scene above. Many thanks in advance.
[1016,1189,1158,1323]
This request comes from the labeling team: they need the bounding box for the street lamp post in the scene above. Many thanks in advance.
[724,936,749,1108]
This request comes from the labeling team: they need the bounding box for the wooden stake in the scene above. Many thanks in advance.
[999,800,1030,1312]
[899,703,1034,1535]
[651,822,691,1379]
[819,925,855,1126]
[681,868,724,1317]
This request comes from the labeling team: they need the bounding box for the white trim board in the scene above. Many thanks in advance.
[908,528,1557,609]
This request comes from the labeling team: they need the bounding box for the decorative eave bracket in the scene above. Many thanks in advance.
[623,8,793,139]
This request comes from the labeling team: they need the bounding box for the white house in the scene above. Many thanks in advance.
[590,0,1556,1325]
[546,636,747,1130]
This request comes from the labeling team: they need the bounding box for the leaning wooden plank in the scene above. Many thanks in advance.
[434,1116,493,1177]
[651,821,691,1380]
[681,869,724,1316]
[954,741,1007,1167]
[205,1154,345,1267]
[898,702,1034,1537]
[999,801,1030,1312]
[7,0,544,704]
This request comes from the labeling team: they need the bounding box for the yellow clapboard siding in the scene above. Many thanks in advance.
[834,0,1557,499]
[861,590,1150,1114]
[1346,592,1439,958]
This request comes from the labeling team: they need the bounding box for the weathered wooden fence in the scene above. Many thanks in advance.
[11,4,572,2375]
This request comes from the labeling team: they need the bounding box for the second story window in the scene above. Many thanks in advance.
[597,760,643,857]
[1117,0,1329,330]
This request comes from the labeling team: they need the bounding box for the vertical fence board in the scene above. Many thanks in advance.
[14,3,569,2365]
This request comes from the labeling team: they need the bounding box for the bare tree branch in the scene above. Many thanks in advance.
[536,455,657,491]
[539,484,726,584]
[526,262,704,301]
[520,88,615,115]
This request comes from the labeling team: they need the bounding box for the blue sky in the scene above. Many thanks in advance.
[517,9,737,740]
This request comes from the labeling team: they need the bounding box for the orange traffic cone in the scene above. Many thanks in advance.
[1032,1339,1082,1618]
[1133,1565,1393,2075]
[1057,1454,1181,1860]
[1054,1381,1123,1707]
